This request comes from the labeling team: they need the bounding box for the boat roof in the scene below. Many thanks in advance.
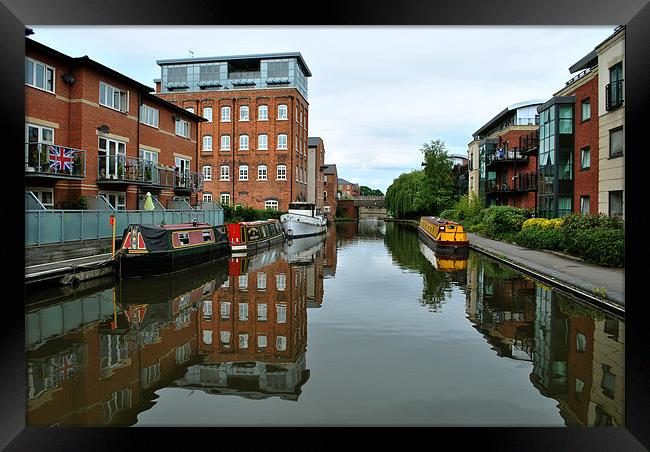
[237,219,279,226]
[128,223,212,230]
[421,216,461,226]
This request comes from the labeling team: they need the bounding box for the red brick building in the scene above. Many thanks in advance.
[337,178,359,199]
[25,36,205,211]
[322,163,338,221]
[152,53,313,211]
[307,137,326,214]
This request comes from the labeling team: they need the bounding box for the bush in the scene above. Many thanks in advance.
[482,206,531,237]
[515,225,563,250]
[560,214,624,255]
[522,217,564,230]
[574,227,624,267]
[467,222,484,233]
[222,204,284,223]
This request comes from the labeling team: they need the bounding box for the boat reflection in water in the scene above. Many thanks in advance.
[172,237,326,400]
[418,240,468,272]
[25,260,228,426]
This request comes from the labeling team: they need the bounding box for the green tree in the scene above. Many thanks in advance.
[360,185,385,196]
[420,139,456,214]
[385,170,426,218]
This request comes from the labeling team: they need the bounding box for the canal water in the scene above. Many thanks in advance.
[25,220,624,427]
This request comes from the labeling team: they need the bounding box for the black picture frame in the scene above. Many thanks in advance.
[5,0,649,449]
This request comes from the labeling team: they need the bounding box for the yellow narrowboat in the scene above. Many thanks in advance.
[418,216,469,255]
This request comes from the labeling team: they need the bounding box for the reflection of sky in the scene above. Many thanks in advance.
[137,237,562,426]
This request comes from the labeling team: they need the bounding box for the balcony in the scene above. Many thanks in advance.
[174,170,204,194]
[25,142,86,179]
[514,171,537,192]
[606,79,624,111]
[486,181,513,194]
[519,130,539,155]
[96,154,175,188]
[486,148,528,167]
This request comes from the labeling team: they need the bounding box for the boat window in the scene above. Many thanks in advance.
[248,227,260,241]
[447,225,455,230]
[268,223,276,234]
[202,230,213,242]
[240,225,247,242]
[260,225,268,238]
[178,232,190,245]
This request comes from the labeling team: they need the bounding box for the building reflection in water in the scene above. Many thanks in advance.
[173,235,326,400]
[464,252,624,427]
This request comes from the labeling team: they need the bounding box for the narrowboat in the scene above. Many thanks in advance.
[280,202,327,239]
[418,216,469,255]
[227,218,285,252]
[419,241,468,272]
[117,221,230,278]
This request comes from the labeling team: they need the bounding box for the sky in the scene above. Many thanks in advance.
[29,26,615,194]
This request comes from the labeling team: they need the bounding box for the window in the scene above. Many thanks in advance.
[265,200,278,210]
[258,165,267,180]
[239,135,249,150]
[175,156,190,175]
[203,135,212,151]
[220,331,231,343]
[276,273,286,291]
[203,107,213,122]
[258,105,268,120]
[277,134,288,150]
[175,119,190,138]
[220,135,231,151]
[609,191,623,217]
[99,81,128,112]
[296,105,299,122]
[25,57,55,93]
[258,134,268,150]
[276,304,287,323]
[238,303,248,321]
[239,165,248,181]
[277,165,287,180]
[202,330,213,345]
[203,193,213,202]
[580,146,590,169]
[26,187,54,208]
[220,193,230,205]
[576,332,587,352]
[220,165,230,181]
[239,106,249,121]
[100,191,126,210]
[257,335,267,348]
[609,127,623,158]
[601,364,616,399]
[239,334,249,349]
[221,106,231,122]
[203,300,213,319]
[239,275,248,290]
[98,137,126,180]
[575,378,585,400]
[278,104,288,120]
[25,123,54,170]
[276,336,287,351]
[257,304,267,321]
[581,99,590,122]
[580,196,590,215]
[140,104,159,127]
[296,166,299,181]
[178,232,190,245]
[257,272,267,290]
[202,165,212,181]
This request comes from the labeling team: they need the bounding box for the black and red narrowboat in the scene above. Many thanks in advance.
[117,221,230,278]
[227,219,285,253]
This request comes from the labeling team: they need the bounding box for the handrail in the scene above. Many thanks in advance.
[25,142,86,178]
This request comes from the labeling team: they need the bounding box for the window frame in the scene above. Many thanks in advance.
[220,193,231,205]
[239,105,249,121]
[239,134,249,151]
[277,134,288,150]
[139,104,159,128]
[220,165,230,181]
[609,127,624,158]
[221,106,231,122]
[202,165,212,181]
[203,106,213,122]
[239,165,249,181]
[258,165,268,181]
[175,119,190,138]
[258,134,268,150]
[258,105,268,121]
[580,98,591,123]
[99,81,129,113]
[277,104,288,120]
[220,135,231,151]
[277,164,287,180]
[608,190,623,217]
[580,146,590,170]
[202,135,213,151]
[580,195,590,216]
[25,57,55,93]
[265,200,279,210]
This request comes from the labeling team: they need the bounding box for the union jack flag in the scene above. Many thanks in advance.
[49,145,75,173]
[55,352,77,381]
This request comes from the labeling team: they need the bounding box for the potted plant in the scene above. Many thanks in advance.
[117,162,124,179]
[145,165,152,182]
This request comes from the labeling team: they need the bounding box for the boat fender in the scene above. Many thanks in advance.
[286,229,293,238]
[287,239,294,246]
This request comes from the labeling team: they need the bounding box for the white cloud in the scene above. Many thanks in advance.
[29,25,614,193]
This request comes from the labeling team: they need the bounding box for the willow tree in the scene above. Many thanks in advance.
[385,170,426,218]
[420,139,456,215]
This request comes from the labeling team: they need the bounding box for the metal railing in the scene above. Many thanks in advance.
[25,142,86,178]
[175,170,204,192]
[519,130,539,154]
[514,172,538,191]
[25,201,224,246]
[486,148,528,165]
[606,79,624,111]
[486,181,511,193]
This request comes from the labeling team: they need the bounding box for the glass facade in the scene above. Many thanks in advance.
[537,101,574,219]
[159,57,309,99]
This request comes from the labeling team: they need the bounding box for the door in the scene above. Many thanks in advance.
[25,124,54,171]
[99,138,126,179]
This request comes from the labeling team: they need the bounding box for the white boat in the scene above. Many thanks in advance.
[283,233,326,265]
[280,202,327,239]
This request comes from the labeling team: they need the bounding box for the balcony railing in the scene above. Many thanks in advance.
[606,79,624,111]
[25,142,86,178]
[519,130,539,155]
[486,148,528,166]
[486,181,512,193]
[97,154,176,188]
[174,170,204,193]
[514,171,537,191]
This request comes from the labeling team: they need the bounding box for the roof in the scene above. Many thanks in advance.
[338,178,356,185]
[568,50,598,74]
[473,99,546,137]
[308,137,322,147]
[144,92,207,122]
[322,164,337,174]
[157,52,312,77]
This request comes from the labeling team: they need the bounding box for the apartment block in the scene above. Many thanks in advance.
[25,35,205,211]
[337,178,359,199]
[307,137,326,214]
[153,53,312,211]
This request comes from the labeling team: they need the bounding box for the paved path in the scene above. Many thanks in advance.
[25,253,113,283]
[468,233,624,311]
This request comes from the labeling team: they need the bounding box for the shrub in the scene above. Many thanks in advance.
[222,204,284,223]
[522,217,564,230]
[468,222,484,233]
[560,214,624,255]
[515,225,563,250]
[482,206,531,237]
[574,227,624,267]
